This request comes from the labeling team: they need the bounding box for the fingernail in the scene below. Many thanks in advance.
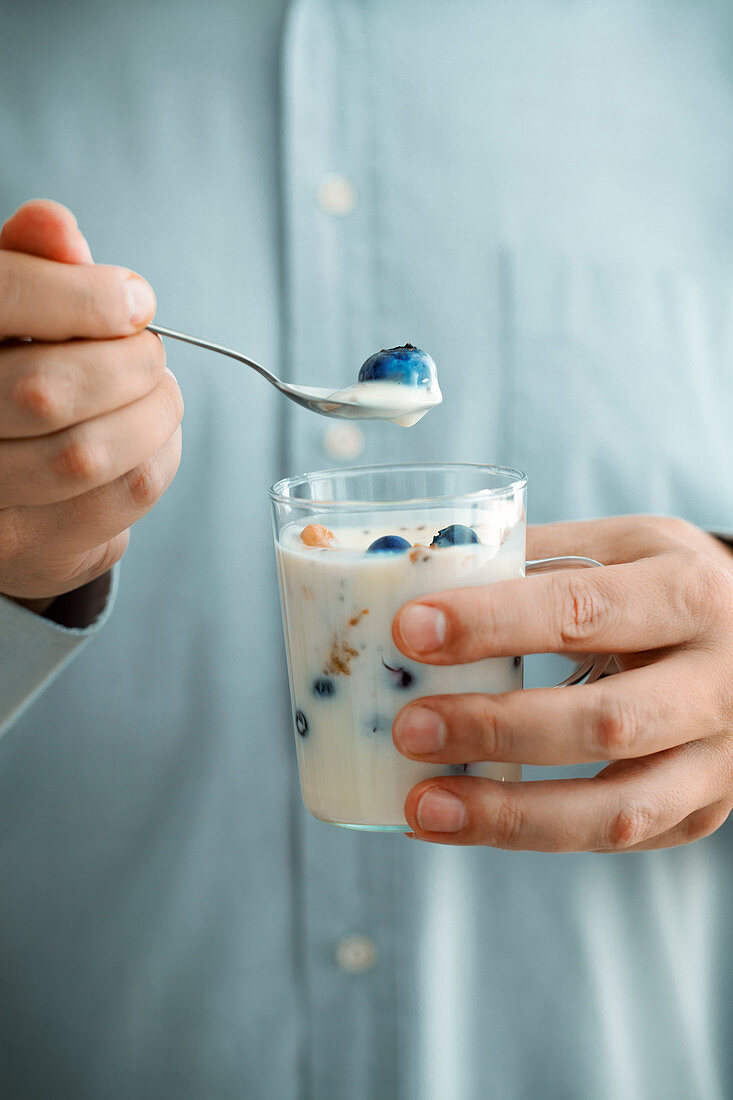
[398,604,446,653]
[126,276,155,324]
[417,789,466,833]
[394,707,446,755]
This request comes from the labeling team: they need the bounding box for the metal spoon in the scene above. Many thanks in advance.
[148,324,441,424]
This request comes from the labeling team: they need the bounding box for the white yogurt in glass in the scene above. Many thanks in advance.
[276,510,524,830]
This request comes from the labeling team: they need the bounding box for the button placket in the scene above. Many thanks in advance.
[283,3,402,1096]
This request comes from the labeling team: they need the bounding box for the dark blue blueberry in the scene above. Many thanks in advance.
[357,344,437,388]
[382,659,414,688]
[430,524,481,548]
[295,710,308,736]
[513,656,522,668]
[313,678,335,698]
[367,535,412,554]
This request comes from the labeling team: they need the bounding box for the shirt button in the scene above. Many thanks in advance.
[318,173,358,217]
[335,934,378,974]
[322,422,365,460]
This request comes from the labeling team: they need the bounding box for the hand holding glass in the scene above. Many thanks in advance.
[270,464,611,831]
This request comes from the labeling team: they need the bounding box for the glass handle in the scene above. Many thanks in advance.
[525,556,618,687]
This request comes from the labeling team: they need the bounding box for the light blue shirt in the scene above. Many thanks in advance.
[1,1,733,1097]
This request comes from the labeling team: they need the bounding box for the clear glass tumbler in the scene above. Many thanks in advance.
[270,463,609,832]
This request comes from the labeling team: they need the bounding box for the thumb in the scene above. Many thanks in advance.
[0,198,94,264]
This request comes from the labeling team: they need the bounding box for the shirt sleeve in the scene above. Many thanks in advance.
[0,568,118,738]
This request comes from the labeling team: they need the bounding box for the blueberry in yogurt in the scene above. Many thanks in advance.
[367,535,412,553]
[430,524,480,548]
[313,678,336,698]
[358,343,437,388]
[382,659,414,689]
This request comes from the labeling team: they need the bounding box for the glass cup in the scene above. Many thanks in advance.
[270,463,611,832]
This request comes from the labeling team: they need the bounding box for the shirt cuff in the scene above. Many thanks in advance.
[0,567,118,738]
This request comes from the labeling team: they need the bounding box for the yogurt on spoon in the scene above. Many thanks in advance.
[325,343,442,427]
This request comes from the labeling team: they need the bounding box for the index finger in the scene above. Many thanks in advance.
[392,551,705,663]
[0,250,155,340]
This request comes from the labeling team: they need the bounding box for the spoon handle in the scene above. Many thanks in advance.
[147,324,281,389]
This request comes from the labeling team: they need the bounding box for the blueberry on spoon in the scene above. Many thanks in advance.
[358,343,438,388]
[324,343,442,426]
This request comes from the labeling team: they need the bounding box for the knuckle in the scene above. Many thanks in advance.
[125,457,167,509]
[53,435,106,485]
[124,429,181,511]
[683,553,733,626]
[557,574,609,648]
[12,368,69,428]
[477,700,506,759]
[492,797,524,848]
[592,693,642,758]
[604,802,655,849]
